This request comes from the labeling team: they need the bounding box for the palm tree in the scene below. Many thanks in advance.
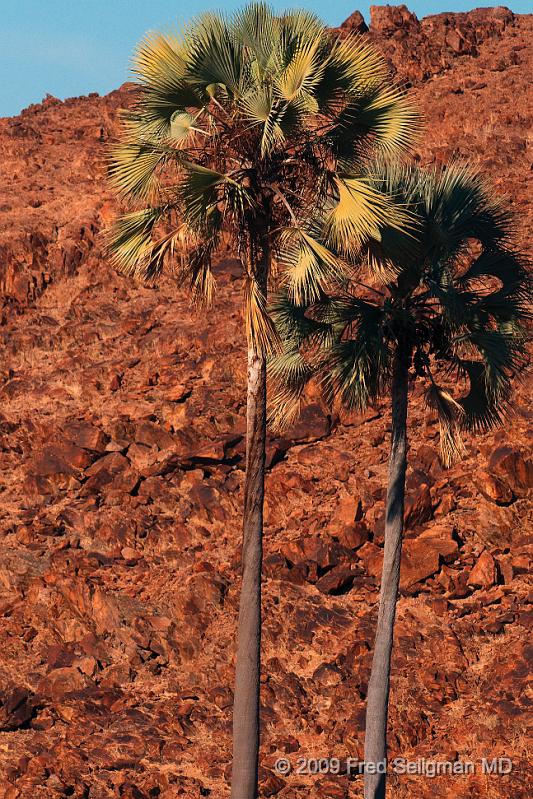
[270,163,531,799]
[106,5,418,796]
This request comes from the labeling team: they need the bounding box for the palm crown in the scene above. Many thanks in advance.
[107,2,418,350]
[271,163,531,464]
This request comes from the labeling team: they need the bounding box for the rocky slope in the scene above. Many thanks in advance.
[0,6,531,798]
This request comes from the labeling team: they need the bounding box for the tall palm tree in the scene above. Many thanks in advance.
[106,5,418,796]
[270,163,531,799]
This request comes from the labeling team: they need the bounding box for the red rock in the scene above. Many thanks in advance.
[38,667,91,699]
[316,566,355,595]
[315,777,349,799]
[165,383,192,402]
[83,452,139,494]
[398,525,458,589]
[126,442,159,474]
[370,4,420,34]
[404,482,434,528]
[283,402,331,443]
[475,470,514,504]
[489,445,533,496]
[336,493,364,524]
[358,541,383,579]
[134,420,175,450]
[415,444,441,474]
[0,689,35,731]
[496,554,514,584]
[340,10,368,34]
[258,766,286,796]
[417,525,459,563]
[0,9,531,796]
[468,550,497,588]
[30,446,83,479]
[400,539,440,588]
[335,521,369,550]
[61,420,108,452]
[313,662,343,686]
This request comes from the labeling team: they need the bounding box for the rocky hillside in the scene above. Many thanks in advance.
[0,6,531,799]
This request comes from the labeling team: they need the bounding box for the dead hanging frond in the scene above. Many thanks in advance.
[425,382,466,467]
[267,348,315,432]
[244,275,282,356]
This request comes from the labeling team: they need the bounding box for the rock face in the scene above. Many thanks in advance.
[0,6,531,799]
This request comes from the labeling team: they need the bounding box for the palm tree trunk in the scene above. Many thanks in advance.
[230,242,269,799]
[363,345,409,799]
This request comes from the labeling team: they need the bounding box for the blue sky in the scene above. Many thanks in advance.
[1,0,532,117]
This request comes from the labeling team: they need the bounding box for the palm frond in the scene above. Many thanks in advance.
[234,2,277,72]
[324,175,410,258]
[108,140,178,201]
[278,225,347,304]
[456,326,528,399]
[456,359,509,433]
[244,276,281,355]
[187,12,244,97]
[325,86,421,169]
[106,206,167,277]
[131,32,203,135]
[425,382,466,466]
[270,288,334,347]
[424,163,514,259]
[331,35,389,92]
[268,349,315,431]
[276,34,325,103]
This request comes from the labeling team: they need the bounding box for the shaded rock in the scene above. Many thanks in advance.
[340,10,368,34]
[83,452,139,494]
[316,566,356,595]
[258,766,286,796]
[0,688,35,731]
[404,482,433,528]
[282,402,331,444]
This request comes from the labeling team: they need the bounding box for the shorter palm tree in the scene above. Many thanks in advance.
[270,163,531,799]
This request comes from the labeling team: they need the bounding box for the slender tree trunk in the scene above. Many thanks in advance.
[230,239,269,799]
[363,346,409,799]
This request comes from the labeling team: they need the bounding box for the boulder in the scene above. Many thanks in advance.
[316,566,356,595]
[38,667,92,699]
[358,541,383,579]
[340,10,369,34]
[468,550,497,589]
[404,483,434,528]
[489,445,533,496]
[474,470,514,505]
[370,4,420,35]
[0,688,35,731]
[27,445,86,492]
[335,521,370,550]
[258,767,286,797]
[282,402,331,444]
[401,526,458,588]
[83,452,139,495]
[61,420,108,452]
